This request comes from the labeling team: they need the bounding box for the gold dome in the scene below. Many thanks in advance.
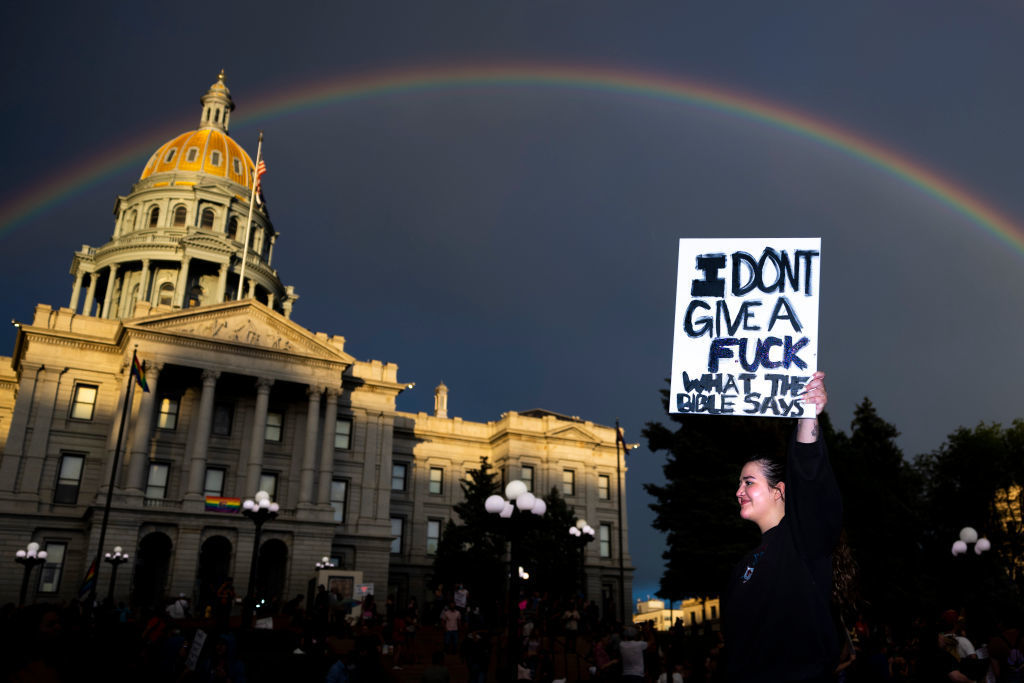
[139,129,256,189]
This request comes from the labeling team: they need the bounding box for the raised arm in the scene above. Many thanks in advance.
[796,371,826,443]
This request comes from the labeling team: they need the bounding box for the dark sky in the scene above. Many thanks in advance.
[3,1,1024,604]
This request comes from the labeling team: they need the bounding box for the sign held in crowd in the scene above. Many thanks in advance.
[670,238,821,417]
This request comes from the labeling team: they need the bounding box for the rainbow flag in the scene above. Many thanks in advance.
[205,497,242,513]
[130,350,149,392]
[78,559,97,599]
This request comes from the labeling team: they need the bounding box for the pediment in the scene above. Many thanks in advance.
[128,301,353,362]
[549,424,598,443]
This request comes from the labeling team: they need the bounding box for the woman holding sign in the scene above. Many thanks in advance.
[723,371,842,683]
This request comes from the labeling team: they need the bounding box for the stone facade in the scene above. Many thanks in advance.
[0,74,632,616]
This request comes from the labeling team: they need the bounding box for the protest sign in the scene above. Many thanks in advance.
[670,238,821,417]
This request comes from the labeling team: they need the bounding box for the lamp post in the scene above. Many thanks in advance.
[485,480,548,683]
[242,490,279,628]
[316,556,335,569]
[568,519,596,600]
[15,542,47,607]
[103,546,130,606]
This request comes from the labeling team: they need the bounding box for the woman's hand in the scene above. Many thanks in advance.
[797,371,826,443]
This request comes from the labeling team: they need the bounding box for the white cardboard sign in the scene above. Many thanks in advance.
[670,238,821,418]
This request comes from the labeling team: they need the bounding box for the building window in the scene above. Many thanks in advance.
[157,397,179,430]
[173,206,187,226]
[165,148,176,163]
[149,206,159,227]
[598,474,610,500]
[146,463,170,499]
[390,518,404,554]
[204,467,225,497]
[334,417,352,450]
[259,472,278,500]
[391,464,407,492]
[427,519,441,555]
[212,402,233,436]
[521,465,534,492]
[38,542,67,593]
[265,411,283,442]
[331,479,348,524]
[599,523,612,558]
[710,604,718,619]
[233,158,242,175]
[158,282,174,306]
[70,384,98,420]
[228,216,238,241]
[210,151,221,166]
[200,208,215,230]
[428,467,443,495]
[186,147,199,162]
[54,454,85,504]
[562,469,575,497]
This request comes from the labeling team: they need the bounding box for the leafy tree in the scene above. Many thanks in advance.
[431,457,506,615]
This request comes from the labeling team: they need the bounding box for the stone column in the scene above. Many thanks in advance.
[186,370,220,497]
[174,257,192,308]
[125,362,162,492]
[69,272,84,313]
[215,262,228,303]
[245,378,274,495]
[299,386,322,505]
[138,259,151,306]
[317,388,339,504]
[83,272,98,316]
[0,364,42,491]
[100,263,120,319]
[20,367,64,494]
[98,369,132,498]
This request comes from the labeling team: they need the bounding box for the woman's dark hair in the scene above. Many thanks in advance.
[748,456,786,489]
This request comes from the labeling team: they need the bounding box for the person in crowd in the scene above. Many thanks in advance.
[619,623,655,683]
[441,601,462,654]
[723,371,842,683]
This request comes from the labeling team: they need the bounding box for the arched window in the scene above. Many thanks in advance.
[201,209,215,230]
[149,207,160,228]
[214,109,220,123]
[227,216,238,241]
[158,283,174,306]
[173,206,187,227]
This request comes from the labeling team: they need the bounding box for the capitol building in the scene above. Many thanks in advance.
[0,74,633,616]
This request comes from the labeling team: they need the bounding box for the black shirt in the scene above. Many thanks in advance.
[723,436,842,682]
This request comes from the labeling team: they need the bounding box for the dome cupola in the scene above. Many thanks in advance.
[200,69,235,134]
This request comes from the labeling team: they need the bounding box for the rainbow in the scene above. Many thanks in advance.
[2,64,1022,253]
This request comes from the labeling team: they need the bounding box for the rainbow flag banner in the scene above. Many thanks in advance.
[205,497,242,513]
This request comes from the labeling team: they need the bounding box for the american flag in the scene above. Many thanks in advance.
[255,159,267,205]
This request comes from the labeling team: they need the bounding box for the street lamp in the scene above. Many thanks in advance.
[952,526,991,556]
[568,519,596,600]
[103,546,130,606]
[615,419,639,625]
[316,556,335,569]
[15,542,47,607]
[242,490,279,627]
[485,479,548,683]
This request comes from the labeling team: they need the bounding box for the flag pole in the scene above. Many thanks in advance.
[236,131,263,301]
[616,418,626,625]
[89,346,138,609]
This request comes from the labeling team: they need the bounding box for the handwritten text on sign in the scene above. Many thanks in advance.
[669,238,821,417]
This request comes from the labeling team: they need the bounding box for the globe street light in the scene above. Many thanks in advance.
[951,526,991,556]
[103,546,130,606]
[242,490,279,628]
[15,542,47,607]
[568,519,596,600]
[316,556,335,569]
[485,479,548,683]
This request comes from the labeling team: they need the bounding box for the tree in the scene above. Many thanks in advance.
[431,457,506,618]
